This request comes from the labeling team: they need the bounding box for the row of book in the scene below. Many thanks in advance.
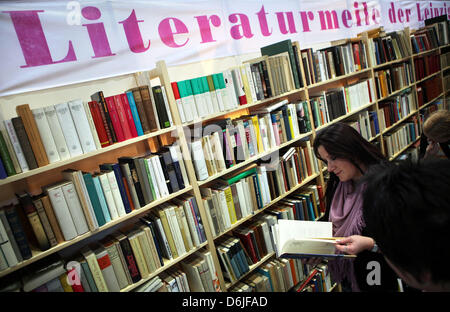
[414,53,441,81]
[416,75,443,107]
[383,119,419,158]
[301,40,369,85]
[0,147,192,269]
[229,259,330,292]
[0,84,174,179]
[3,226,214,292]
[426,20,449,46]
[292,263,333,292]
[374,62,414,100]
[344,109,380,141]
[200,144,321,237]
[378,89,417,131]
[366,29,411,66]
[309,78,376,129]
[189,100,313,181]
[410,25,443,54]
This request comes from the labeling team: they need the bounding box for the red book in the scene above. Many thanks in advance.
[113,94,133,140]
[105,96,125,142]
[316,185,326,214]
[352,43,361,69]
[234,230,259,263]
[66,267,85,292]
[88,101,111,147]
[119,93,138,138]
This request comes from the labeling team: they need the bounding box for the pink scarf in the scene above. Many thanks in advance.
[329,180,366,291]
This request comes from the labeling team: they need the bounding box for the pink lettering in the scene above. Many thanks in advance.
[388,2,397,23]
[194,14,221,43]
[398,9,404,23]
[299,11,314,32]
[405,9,411,22]
[417,3,424,21]
[119,9,150,53]
[256,5,272,37]
[354,2,362,26]
[82,6,115,58]
[342,9,352,28]
[373,8,381,24]
[275,11,297,34]
[228,13,253,39]
[2,10,76,67]
[318,10,339,30]
[158,17,189,48]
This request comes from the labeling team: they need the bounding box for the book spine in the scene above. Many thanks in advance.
[138,86,160,131]
[126,91,144,136]
[0,131,16,176]
[4,205,32,260]
[61,182,90,235]
[82,101,102,149]
[19,195,51,250]
[96,249,121,292]
[88,101,111,148]
[3,119,29,172]
[68,99,97,153]
[11,117,38,170]
[46,186,78,241]
[120,93,138,137]
[32,199,58,247]
[84,252,109,292]
[54,102,83,157]
[42,106,71,161]
[118,237,142,283]
[105,96,125,142]
[0,211,20,267]
[98,173,119,220]
[113,94,133,140]
[15,104,49,167]
[40,195,65,244]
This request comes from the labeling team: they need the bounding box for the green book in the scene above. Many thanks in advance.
[143,158,156,200]
[261,39,301,90]
[0,131,16,176]
[224,168,257,185]
[82,173,107,226]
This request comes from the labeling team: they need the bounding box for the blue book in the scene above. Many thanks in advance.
[189,196,206,243]
[92,176,112,223]
[99,163,132,214]
[0,157,7,179]
[126,91,144,136]
[295,201,305,221]
[80,260,98,292]
[82,173,107,226]
[4,204,32,260]
[251,173,264,210]
[256,267,274,292]
[140,218,164,266]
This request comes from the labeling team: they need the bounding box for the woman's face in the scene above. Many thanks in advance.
[317,145,363,182]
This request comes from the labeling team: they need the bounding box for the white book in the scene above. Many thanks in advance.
[197,250,220,292]
[102,241,129,290]
[3,119,29,172]
[244,63,258,103]
[235,180,249,218]
[165,205,186,256]
[260,221,274,254]
[98,173,119,220]
[31,108,60,163]
[94,246,121,292]
[54,102,83,157]
[31,108,61,164]
[104,171,126,218]
[230,68,244,108]
[46,184,78,241]
[43,105,71,161]
[61,181,89,235]
[68,99,97,153]
[182,83,198,121]
[151,155,169,197]
[181,258,205,292]
[175,97,186,123]
[0,215,19,268]
[82,101,101,149]
[214,76,226,112]
[216,189,232,229]
[208,84,220,114]
[211,131,226,172]
[193,90,207,119]
[145,157,161,200]
[258,117,269,152]
[223,69,238,109]
[190,140,209,181]
[242,179,254,214]
[201,83,215,116]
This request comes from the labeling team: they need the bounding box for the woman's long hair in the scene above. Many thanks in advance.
[313,122,386,219]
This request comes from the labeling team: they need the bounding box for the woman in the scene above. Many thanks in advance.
[419,110,450,160]
[312,122,398,292]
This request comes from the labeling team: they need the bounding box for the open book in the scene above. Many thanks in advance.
[272,220,355,258]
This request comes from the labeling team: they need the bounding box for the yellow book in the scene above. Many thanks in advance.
[135,228,156,274]
[157,208,179,258]
[174,205,193,251]
[81,247,109,292]
[58,272,73,292]
[127,230,150,278]
[223,186,237,224]
[286,107,295,140]
[239,65,253,105]
[250,115,264,154]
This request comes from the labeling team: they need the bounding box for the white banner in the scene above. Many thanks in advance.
[0,0,448,97]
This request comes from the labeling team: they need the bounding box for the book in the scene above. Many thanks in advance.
[11,116,38,170]
[81,246,109,292]
[273,220,354,258]
[54,102,83,157]
[22,260,66,292]
[0,131,16,176]
[94,245,121,292]
[3,204,32,260]
[68,99,97,153]
[3,119,29,172]
[15,104,49,167]
[91,91,117,144]
[43,105,71,160]
[30,108,60,164]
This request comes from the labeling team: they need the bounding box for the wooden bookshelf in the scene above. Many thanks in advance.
[0,22,448,293]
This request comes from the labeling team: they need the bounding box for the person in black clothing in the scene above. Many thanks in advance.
[419,110,450,159]
[312,123,398,292]
[336,159,450,291]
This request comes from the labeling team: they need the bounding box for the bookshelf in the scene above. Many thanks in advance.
[0,21,448,293]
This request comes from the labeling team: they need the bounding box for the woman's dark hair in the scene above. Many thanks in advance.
[313,122,386,219]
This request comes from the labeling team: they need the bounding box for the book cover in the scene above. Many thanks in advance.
[104,96,125,142]
[68,99,97,153]
[91,91,117,143]
[54,102,83,157]
[125,91,144,136]
[11,116,38,170]
[118,93,138,138]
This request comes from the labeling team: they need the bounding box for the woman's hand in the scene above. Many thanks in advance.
[335,235,375,255]
[425,141,440,159]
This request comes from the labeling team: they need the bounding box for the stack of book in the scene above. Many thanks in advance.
[12,197,207,292]
[189,100,313,181]
[373,62,413,99]
[301,40,369,85]
[414,52,441,81]
[378,89,417,131]
[0,85,174,180]
[410,26,441,54]
[366,29,411,66]
[383,117,419,158]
